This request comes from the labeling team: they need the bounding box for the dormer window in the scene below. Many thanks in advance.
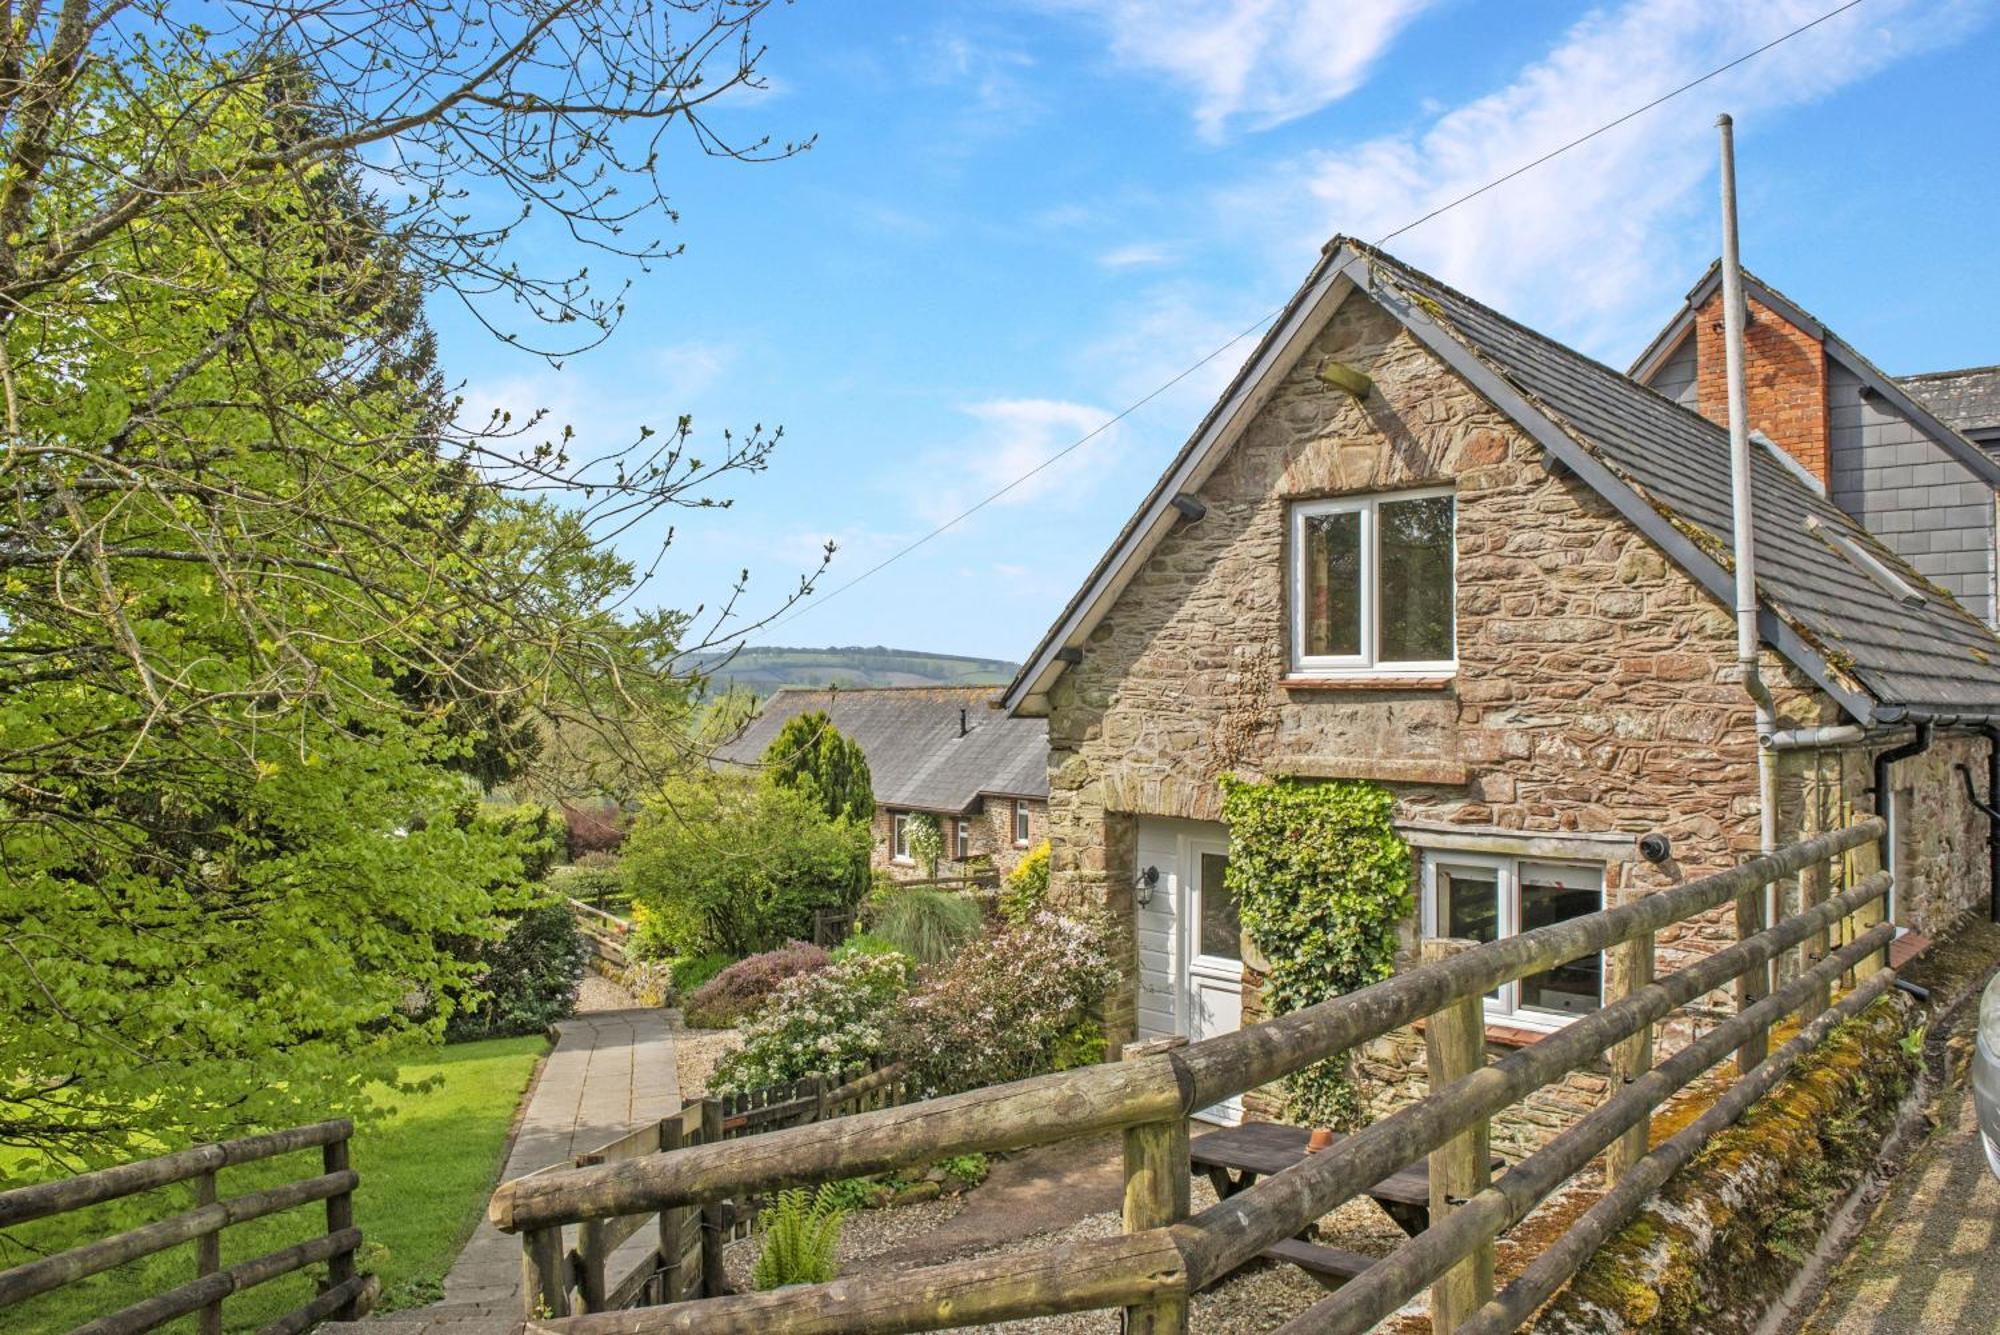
[1290,488,1456,677]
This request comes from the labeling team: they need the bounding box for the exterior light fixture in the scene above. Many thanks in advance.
[1135,865,1160,906]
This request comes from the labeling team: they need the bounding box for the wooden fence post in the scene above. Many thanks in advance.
[1733,877,1769,1075]
[1118,1036,1190,1335]
[1802,763,1833,1015]
[195,1169,222,1335]
[322,1132,360,1321]
[1604,929,1655,1186]
[700,1098,728,1300]
[1423,939,1492,1335]
[522,1225,568,1318]
[657,1115,691,1303]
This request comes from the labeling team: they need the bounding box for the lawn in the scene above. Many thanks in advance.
[0,1034,548,1333]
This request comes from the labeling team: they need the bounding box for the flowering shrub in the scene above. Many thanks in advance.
[998,840,1051,924]
[711,953,915,1092]
[683,941,828,1029]
[892,911,1115,1098]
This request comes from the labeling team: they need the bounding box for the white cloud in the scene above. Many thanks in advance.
[1050,0,1435,138]
[1098,241,1177,269]
[905,397,1127,526]
[1227,0,1983,354]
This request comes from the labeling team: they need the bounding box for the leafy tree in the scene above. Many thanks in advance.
[761,712,875,825]
[0,5,819,1160]
[622,774,870,958]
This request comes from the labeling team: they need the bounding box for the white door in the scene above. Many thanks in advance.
[1134,820,1243,1124]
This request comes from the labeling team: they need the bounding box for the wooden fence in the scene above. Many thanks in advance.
[492,819,1898,1333]
[0,1119,373,1335]
[527,1061,909,1317]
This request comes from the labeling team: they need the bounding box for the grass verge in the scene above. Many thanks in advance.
[1,1034,548,1332]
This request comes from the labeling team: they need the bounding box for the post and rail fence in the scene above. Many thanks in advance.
[521,1060,911,1317]
[492,818,1898,1333]
[0,1119,373,1335]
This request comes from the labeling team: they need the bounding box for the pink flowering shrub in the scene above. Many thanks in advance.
[683,941,828,1029]
[711,952,915,1093]
[892,911,1115,1098]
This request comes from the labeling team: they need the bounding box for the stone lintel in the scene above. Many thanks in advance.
[1273,755,1470,786]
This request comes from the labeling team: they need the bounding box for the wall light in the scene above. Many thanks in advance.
[1135,865,1160,907]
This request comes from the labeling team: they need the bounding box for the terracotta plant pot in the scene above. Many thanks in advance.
[1305,1126,1335,1154]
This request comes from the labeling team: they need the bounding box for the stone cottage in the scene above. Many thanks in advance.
[715,686,1048,882]
[1000,238,2000,1138]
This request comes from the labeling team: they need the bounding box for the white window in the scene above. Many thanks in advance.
[954,817,971,861]
[1290,488,1456,677]
[891,812,912,863]
[1012,800,1031,846]
[1420,853,1603,1030]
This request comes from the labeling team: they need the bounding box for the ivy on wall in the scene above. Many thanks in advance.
[1219,775,1414,1128]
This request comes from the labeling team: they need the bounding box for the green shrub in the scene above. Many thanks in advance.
[830,932,905,963]
[474,802,565,881]
[670,952,734,997]
[893,911,1115,1098]
[904,812,943,878]
[446,901,588,1041]
[547,864,624,910]
[1051,1018,1106,1071]
[712,953,913,1092]
[751,1186,846,1290]
[762,712,875,826]
[998,840,1051,924]
[872,889,983,965]
[1219,776,1411,1129]
[622,772,870,956]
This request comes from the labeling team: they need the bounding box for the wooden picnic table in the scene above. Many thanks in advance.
[1188,1121,1502,1291]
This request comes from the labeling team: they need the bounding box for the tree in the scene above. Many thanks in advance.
[761,712,875,825]
[0,5,822,1160]
[621,774,871,958]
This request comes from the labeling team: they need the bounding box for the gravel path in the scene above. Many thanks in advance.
[673,1027,743,1101]
[575,972,640,1013]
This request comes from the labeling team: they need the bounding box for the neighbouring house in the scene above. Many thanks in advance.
[1002,236,2000,1142]
[1631,265,2000,624]
[714,686,1048,882]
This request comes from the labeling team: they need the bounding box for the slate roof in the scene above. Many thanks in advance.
[1004,237,2000,723]
[1351,239,2000,721]
[1901,365,2000,439]
[712,686,1048,813]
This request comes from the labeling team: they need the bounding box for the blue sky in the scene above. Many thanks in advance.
[432,0,2000,664]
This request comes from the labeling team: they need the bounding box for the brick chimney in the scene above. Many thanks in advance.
[1690,289,1830,484]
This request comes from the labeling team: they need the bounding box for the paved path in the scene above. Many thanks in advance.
[1803,1069,2000,1334]
[340,1009,678,1333]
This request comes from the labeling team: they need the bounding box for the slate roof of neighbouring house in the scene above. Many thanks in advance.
[712,686,1048,813]
[1003,237,2000,725]
[1901,365,2000,442]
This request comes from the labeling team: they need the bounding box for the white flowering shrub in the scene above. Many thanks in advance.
[710,952,914,1093]
[893,910,1115,1098]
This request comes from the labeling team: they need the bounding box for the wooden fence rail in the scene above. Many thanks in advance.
[0,1119,375,1335]
[497,819,1895,1333]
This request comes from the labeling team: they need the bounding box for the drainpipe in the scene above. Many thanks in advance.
[1955,725,2000,924]
[1718,116,1780,927]
[1872,722,1931,928]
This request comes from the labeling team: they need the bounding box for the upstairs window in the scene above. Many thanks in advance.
[955,817,971,861]
[1290,489,1455,676]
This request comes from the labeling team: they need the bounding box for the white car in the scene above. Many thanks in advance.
[1978,970,2000,1178]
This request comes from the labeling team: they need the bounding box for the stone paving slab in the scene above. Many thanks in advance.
[332,1009,679,1334]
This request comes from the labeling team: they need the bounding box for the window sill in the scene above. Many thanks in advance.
[1412,1017,1560,1048]
[1280,675,1454,692]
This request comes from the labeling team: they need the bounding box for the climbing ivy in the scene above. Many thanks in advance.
[1219,776,1413,1128]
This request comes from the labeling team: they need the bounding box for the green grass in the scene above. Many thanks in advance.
[0,1034,548,1333]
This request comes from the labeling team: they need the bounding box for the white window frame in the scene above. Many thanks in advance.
[954,816,971,861]
[1012,799,1031,847]
[1419,851,1604,1032]
[1289,486,1457,678]
[891,812,912,864]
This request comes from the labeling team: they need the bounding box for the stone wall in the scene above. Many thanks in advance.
[869,797,1045,883]
[1042,287,1992,1137]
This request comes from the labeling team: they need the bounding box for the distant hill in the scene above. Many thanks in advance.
[690,645,1021,698]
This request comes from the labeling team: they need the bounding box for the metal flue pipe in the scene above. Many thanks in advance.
[1719,113,1781,1012]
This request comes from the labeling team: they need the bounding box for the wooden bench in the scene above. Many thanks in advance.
[1260,1237,1378,1291]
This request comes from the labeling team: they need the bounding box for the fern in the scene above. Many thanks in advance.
[751,1185,847,1289]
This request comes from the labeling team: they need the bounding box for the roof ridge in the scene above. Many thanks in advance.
[1899,363,2000,382]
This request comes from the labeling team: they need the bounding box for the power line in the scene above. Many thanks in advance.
[762,0,1868,634]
